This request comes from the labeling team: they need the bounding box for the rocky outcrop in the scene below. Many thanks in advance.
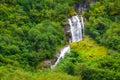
[74,0,97,14]
[64,24,72,43]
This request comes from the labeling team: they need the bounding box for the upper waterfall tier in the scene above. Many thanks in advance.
[68,15,84,42]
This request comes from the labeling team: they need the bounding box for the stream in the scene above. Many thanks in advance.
[50,15,84,68]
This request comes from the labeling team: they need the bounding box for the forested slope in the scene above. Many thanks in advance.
[0,0,120,80]
[85,0,120,51]
[0,0,75,79]
[55,0,120,80]
[0,0,75,69]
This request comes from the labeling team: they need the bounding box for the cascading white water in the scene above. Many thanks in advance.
[51,15,84,68]
[68,15,84,42]
[51,45,70,68]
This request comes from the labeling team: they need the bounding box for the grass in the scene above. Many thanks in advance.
[35,71,81,80]
[0,36,108,80]
[0,65,81,80]
[70,36,107,60]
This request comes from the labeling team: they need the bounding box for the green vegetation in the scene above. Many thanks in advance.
[0,0,75,69]
[36,71,81,80]
[0,0,120,80]
[0,65,34,80]
[55,36,120,80]
[53,0,120,79]
[0,65,81,80]
[70,36,107,59]
[84,0,120,52]
[0,0,80,79]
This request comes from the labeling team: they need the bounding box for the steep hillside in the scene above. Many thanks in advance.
[0,0,120,80]
[84,0,120,52]
[0,0,76,69]
[55,36,120,80]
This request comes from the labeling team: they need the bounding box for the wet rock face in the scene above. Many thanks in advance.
[51,57,58,65]
[64,24,72,42]
[74,0,97,14]
[44,60,51,67]
[74,2,89,14]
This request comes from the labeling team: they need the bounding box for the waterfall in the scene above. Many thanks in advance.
[68,15,84,42]
[51,45,70,68]
[51,15,84,68]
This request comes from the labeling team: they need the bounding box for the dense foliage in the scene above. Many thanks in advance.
[84,0,120,51]
[0,0,120,80]
[54,36,120,80]
[57,49,120,80]
[0,0,80,80]
[0,0,77,68]
[54,0,120,80]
